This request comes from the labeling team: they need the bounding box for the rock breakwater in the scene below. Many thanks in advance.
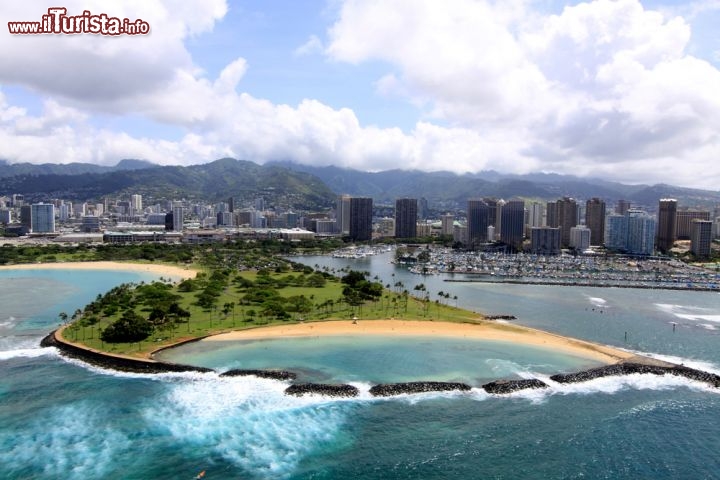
[369,381,471,397]
[41,330,213,374]
[550,362,720,388]
[482,378,548,394]
[285,383,359,397]
[220,369,297,380]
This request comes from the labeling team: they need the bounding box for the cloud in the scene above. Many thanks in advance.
[294,34,324,56]
[0,0,719,190]
[0,1,227,104]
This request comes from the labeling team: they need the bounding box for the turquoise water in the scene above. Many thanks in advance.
[2,263,720,479]
[157,335,601,384]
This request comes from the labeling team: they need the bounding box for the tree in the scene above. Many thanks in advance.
[100,310,153,343]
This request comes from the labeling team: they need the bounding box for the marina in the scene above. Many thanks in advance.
[400,248,720,290]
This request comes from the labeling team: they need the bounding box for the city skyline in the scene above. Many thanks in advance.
[1,1,720,189]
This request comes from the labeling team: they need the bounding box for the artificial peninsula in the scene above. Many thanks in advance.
[9,240,714,396]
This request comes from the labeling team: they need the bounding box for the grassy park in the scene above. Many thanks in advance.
[60,265,481,358]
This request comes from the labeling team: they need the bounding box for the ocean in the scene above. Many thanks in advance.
[1,257,719,480]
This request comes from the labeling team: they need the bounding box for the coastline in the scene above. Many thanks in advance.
[203,319,636,365]
[0,261,197,280]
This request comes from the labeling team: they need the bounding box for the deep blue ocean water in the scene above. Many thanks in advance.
[1,259,720,479]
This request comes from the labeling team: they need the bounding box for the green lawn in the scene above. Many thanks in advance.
[61,269,482,358]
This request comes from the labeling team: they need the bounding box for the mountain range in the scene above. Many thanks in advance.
[0,158,718,211]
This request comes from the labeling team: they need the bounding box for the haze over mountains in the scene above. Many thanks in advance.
[0,158,717,209]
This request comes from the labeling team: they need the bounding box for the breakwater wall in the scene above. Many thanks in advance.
[285,383,359,397]
[220,369,297,381]
[550,362,720,388]
[444,278,719,292]
[41,330,213,374]
[41,332,719,395]
[370,382,471,396]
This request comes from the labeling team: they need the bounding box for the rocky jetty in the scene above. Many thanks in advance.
[41,330,214,374]
[369,381,471,397]
[285,383,359,397]
[482,378,548,394]
[485,315,517,321]
[220,369,297,381]
[550,362,720,388]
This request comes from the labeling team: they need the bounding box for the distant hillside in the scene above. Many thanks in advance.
[0,159,155,178]
[0,158,336,210]
[272,162,720,209]
[2,157,718,211]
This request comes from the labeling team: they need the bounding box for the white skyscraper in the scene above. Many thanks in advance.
[172,206,184,232]
[131,194,143,212]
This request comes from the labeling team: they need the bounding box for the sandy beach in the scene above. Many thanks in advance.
[205,319,635,364]
[0,261,197,280]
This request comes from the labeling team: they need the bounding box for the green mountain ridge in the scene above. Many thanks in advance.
[1,158,718,211]
[0,158,336,211]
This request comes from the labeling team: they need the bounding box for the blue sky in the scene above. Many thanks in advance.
[1,0,720,189]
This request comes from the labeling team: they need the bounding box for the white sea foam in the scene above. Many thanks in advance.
[142,374,356,478]
[627,351,720,375]
[654,303,720,323]
[0,346,58,361]
[0,403,130,479]
[588,297,607,306]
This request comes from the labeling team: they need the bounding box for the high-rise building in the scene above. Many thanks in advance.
[615,200,631,215]
[30,203,55,233]
[656,199,677,253]
[394,198,418,239]
[605,215,627,251]
[82,216,100,233]
[500,200,525,250]
[626,210,656,255]
[585,198,606,246]
[440,214,454,236]
[607,209,656,255]
[0,209,11,224]
[172,206,184,232]
[467,199,491,246]
[20,205,31,231]
[130,194,142,212]
[690,220,713,258]
[530,227,561,255]
[336,194,351,235]
[676,210,711,239]
[570,226,591,251]
[217,211,234,227]
[528,202,544,228]
[349,197,373,241]
[418,197,430,220]
[484,198,499,231]
[227,196,235,213]
[548,197,578,247]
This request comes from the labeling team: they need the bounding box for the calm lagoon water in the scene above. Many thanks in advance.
[2,260,720,479]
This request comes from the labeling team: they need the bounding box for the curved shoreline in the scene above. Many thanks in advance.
[41,325,719,395]
[42,326,211,374]
[0,261,197,280]
[200,319,636,365]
